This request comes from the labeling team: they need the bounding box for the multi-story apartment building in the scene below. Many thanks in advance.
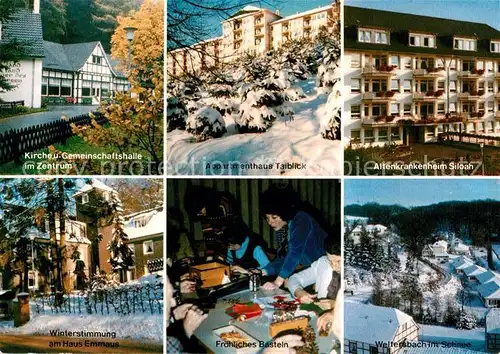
[167,2,339,76]
[344,6,500,147]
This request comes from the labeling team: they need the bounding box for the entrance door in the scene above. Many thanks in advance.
[92,87,101,104]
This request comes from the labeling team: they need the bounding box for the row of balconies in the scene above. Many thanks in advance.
[361,66,500,79]
[360,112,500,127]
[360,91,500,102]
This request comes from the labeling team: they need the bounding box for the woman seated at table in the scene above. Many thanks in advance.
[224,220,270,273]
[260,186,328,290]
[287,236,341,304]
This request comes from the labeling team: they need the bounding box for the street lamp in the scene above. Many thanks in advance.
[480,142,485,176]
[124,26,137,72]
[28,231,37,291]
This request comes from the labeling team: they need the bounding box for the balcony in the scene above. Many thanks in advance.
[362,91,397,102]
[457,70,483,79]
[361,65,397,77]
[495,92,500,100]
[457,112,485,121]
[413,68,445,78]
[412,90,445,101]
[495,72,500,79]
[495,111,500,120]
[255,29,264,37]
[304,20,311,29]
[458,91,484,101]
[282,25,290,33]
[361,116,399,126]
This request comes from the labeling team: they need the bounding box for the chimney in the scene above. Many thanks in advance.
[276,9,280,16]
[33,0,40,14]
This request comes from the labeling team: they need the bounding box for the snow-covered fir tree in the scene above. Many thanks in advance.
[186,106,226,141]
[457,310,477,330]
[316,24,341,89]
[166,94,187,132]
[320,80,341,140]
[107,191,134,283]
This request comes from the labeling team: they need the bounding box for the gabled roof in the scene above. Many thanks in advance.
[486,308,500,334]
[227,5,264,20]
[451,256,473,270]
[477,270,499,285]
[124,207,165,240]
[478,279,500,299]
[344,302,415,345]
[344,6,500,58]
[433,240,448,249]
[74,179,114,197]
[0,9,44,58]
[463,264,487,277]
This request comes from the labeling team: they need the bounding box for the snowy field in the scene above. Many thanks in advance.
[167,79,342,176]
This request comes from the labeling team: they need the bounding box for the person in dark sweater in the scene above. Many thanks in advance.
[224,221,270,273]
[260,185,328,290]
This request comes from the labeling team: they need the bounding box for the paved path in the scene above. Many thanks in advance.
[0,105,98,134]
[0,334,162,353]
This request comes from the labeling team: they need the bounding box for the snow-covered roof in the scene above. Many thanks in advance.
[451,256,473,269]
[434,252,449,257]
[462,264,487,277]
[433,240,448,249]
[454,243,469,252]
[352,224,387,234]
[28,220,90,245]
[74,179,114,197]
[486,308,500,334]
[270,5,333,25]
[124,208,165,240]
[478,279,500,299]
[476,270,499,285]
[344,302,415,345]
[405,346,482,354]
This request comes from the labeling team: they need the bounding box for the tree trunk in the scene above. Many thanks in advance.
[46,180,60,292]
[58,178,70,293]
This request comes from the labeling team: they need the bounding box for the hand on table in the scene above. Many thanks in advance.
[263,277,285,291]
[183,306,208,338]
[231,265,249,274]
[180,279,196,293]
[317,310,334,333]
[173,303,193,320]
[263,334,304,354]
[294,289,317,304]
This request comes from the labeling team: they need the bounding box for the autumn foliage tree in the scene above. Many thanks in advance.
[72,0,164,175]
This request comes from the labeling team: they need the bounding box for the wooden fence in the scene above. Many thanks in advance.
[0,112,107,164]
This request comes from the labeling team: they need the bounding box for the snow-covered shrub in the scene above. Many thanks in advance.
[166,95,187,132]
[202,68,239,116]
[321,80,342,140]
[457,311,477,330]
[285,86,306,101]
[186,106,226,141]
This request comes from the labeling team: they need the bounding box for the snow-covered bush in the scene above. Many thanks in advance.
[167,95,187,132]
[457,311,477,330]
[285,86,306,101]
[186,106,226,141]
[321,80,342,140]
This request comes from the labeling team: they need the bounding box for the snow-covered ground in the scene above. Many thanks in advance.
[167,79,342,176]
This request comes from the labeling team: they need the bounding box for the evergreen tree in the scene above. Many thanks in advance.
[316,23,340,89]
[107,191,134,283]
[41,0,67,42]
[457,310,477,330]
[372,276,384,306]
[0,0,27,92]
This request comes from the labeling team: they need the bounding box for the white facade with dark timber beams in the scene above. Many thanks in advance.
[42,41,129,105]
[344,6,500,147]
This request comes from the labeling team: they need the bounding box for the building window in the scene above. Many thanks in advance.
[61,79,72,96]
[491,41,500,53]
[391,103,399,115]
[48,78,60,96]
[404,104,411,116]
[390,55,399,68]
[351,130,361,142]
[438,103,445,114]
[41,77,48,95]
[487,81,494,93]
[351,78,361,92]
[351,105,361,119]
[134,218,148,228]
[351,53,361,68]
[404,80,412,92]
[488,101,494,113]
[454,38,476,51]
[437,81,445,90]
[364,129,374,142]
[370,346,378,354]
[81,193,89,204]
[391,79,399,91]
[28,271,37,289]
[409,33,435,48]
[391,127,400,139]
[143,240,154,255]
[82,80,92,97]
[358,28,389,44]
[349,342,357,353]
[378,128,388,141]
[402,57,412,69]
[92,55,102,65]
